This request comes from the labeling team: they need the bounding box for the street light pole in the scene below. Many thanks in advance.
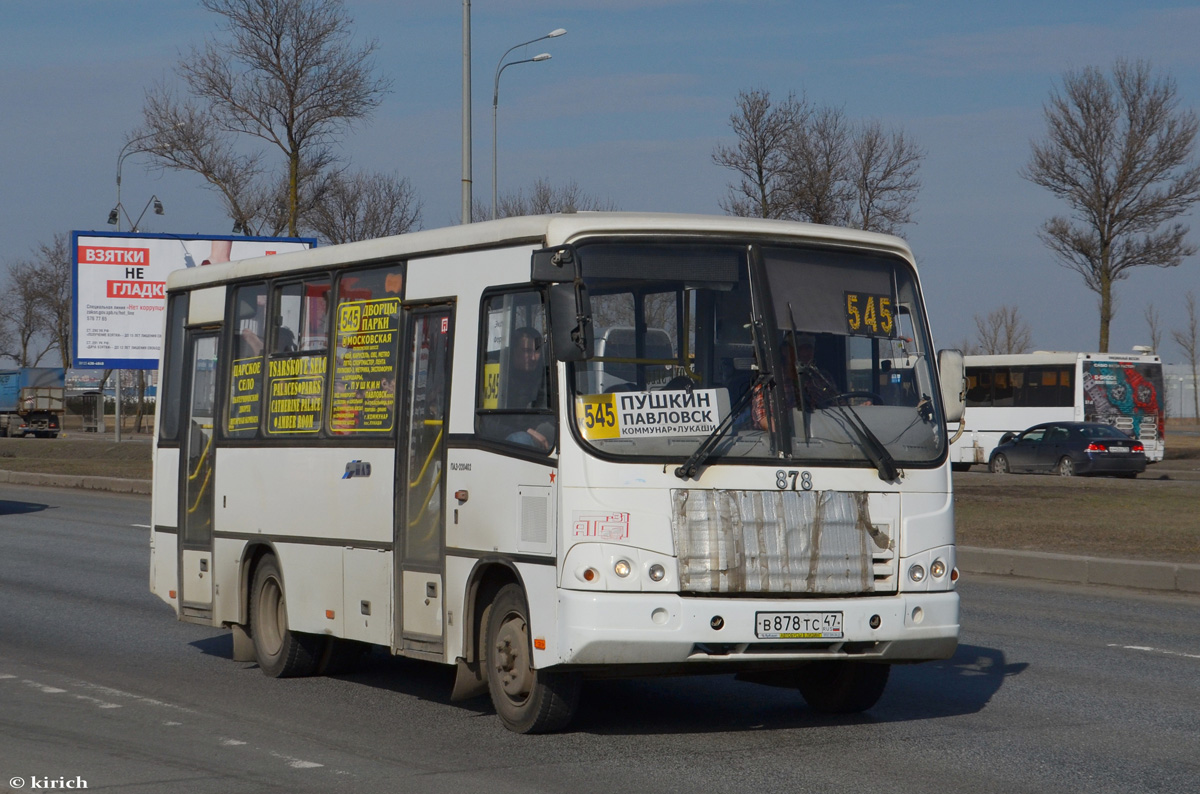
[113,130,161,234]
[110,129,160,443]
[492,28,566,220]
[462,0,472,224]
[493,53,552,220]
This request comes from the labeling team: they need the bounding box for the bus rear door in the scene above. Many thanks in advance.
[179,331,219,618]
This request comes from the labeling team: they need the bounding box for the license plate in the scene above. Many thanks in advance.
[755,611,843,639]
[1108,446,1128,453]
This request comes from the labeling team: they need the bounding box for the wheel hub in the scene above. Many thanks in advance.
[493,615,533,698]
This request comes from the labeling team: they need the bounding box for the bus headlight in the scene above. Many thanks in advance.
[614,560,632,578]
[930,559,947,578]
[908,564,926,583]
[648,563,665,582]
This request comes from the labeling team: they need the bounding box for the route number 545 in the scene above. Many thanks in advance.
[845,292,894,336]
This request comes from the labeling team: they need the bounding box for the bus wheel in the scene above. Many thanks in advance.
[796,661,890,714]
[989,454,1009,474]
[250,555,320,678]
[1057,456,1075,477]
[484,584,579,733]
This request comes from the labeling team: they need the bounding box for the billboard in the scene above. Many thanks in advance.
[72,231,315,369]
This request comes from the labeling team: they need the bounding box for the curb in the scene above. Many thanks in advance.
[958,546,1200,595]
[0,469,151,495]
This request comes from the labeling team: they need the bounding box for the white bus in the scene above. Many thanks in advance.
[150,213,966,733]
[951,351,1166,470]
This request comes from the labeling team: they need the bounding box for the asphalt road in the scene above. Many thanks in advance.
[1,485,1198,793]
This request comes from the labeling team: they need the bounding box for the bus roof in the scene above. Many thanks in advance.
[165,212,914,291]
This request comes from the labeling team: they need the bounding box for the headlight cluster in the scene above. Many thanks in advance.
[568,546,674,590]
[909,556,950,584]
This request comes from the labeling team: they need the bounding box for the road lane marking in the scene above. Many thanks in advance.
[132,523,151,528]
[270,751,324,769]
[221,738,247,746]
[22,680,66,694]
[1108,643,1200,660]
[73,694,122,709]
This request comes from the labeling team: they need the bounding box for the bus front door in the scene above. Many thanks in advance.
[395,304,454,656]
[179,332,219,617]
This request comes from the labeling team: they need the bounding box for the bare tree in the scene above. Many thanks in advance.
[1,260,54,367]
[1144,303,1164,355]
[478,178,617,220]
[1172,291,1200,421]
[852,121,923,234]
[310,170,422,244]
[137,0,390,236]
[712,89,805,218]
[786,105,855,227]
[955,339,983,356]
[0,311,12,365]
[1024,59,1200,352]
[28,234,73,370]
[973,305,1033,355]
[715,90,924,234]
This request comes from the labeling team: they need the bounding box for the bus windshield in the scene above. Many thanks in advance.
[568,241,946,469]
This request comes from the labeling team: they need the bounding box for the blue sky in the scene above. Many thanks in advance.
[3,1,1200,361]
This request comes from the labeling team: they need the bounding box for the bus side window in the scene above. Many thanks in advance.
[274,278,331,355]
[226,283,268,438]
[159,293,189,443]
[476,289,555,453]
[329,264,405,436]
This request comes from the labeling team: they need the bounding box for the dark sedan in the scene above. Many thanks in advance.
[988,421,1147,477]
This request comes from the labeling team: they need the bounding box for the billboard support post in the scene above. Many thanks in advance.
[115,370,122,442]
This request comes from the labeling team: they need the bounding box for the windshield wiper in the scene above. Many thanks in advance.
[821,398,900,482]
[674,371,765,481]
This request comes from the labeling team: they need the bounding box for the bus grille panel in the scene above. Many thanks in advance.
[670,489,892,595]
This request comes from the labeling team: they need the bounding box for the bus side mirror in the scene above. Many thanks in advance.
[532,245,579,282]
[938,349,966,424]
[548,282,594,362]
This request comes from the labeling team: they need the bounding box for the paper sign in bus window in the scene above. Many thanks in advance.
[576,389,723,440]
[331,297,401,433]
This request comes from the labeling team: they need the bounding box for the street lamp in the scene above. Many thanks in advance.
[108,129,164,444]
[108,194,164,232]
[111,130,162,232]
[492,28,566,220]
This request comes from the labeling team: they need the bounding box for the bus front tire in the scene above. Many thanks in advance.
[250,555,321,678]
[484,584,579,734]
[796,660,890,714]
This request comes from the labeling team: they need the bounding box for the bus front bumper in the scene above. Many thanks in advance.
[552,589,959,668]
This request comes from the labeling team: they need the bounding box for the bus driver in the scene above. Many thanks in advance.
[503,327,556,452]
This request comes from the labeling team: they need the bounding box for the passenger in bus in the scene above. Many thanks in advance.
[503,327,556,452]
[238,327,264,358]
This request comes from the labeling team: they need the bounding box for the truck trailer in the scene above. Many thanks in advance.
[0,368,65,438]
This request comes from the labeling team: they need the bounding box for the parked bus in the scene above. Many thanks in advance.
[951,351,1165,470]
[150,213,966,733]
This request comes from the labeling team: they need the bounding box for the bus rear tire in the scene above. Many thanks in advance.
[796,660,890,714]
[250,555,321,678]
[484,584,579,733]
